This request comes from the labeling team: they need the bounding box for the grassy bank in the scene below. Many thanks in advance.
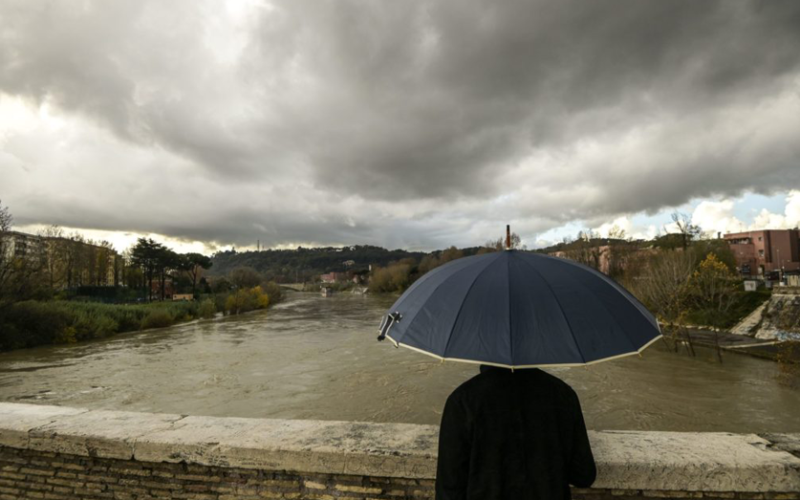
[682,288,772,330]
[0,300,200,351]
[0,286,276,351]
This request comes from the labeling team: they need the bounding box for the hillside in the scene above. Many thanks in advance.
[209,245,427,282]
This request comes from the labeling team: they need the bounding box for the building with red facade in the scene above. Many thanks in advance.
[723,229,800,278]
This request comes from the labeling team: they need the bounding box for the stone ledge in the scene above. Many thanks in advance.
[1,403,799,493]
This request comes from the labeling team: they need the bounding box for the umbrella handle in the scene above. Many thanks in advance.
[377,312,402,341]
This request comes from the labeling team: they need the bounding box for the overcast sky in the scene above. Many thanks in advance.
[2,0,800,253]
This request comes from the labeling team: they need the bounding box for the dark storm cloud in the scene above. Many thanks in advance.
[1,0,800,248]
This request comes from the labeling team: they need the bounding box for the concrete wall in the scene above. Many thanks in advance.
[0,403,799,499]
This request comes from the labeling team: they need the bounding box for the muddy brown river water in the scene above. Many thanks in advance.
[0,292,798,432]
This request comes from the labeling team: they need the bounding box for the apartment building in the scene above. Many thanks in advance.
[724,229,800,277]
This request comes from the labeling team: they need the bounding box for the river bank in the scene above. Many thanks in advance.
[669,328,800,364]
[1,292,798,431]
[0,286,277,352]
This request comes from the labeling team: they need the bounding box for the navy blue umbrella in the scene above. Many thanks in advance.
[377,249,661,368]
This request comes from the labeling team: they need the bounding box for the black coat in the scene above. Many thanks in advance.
[435,366,596,500]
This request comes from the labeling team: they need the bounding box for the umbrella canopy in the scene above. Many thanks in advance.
[377,250,661,368]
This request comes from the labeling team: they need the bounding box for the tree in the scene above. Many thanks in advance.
[212,277,233,294]
[62,233,83,288]
[605,226,636,279]
[0,201,10,233]
[95,240,114,286]
[229,266,262,289]
[182,253,213,295]
[368,258,417,293]
[629,248,697,350]
[0,201,46,307]
[418,247,464,274]
[484,232,525,251]
[670,212,701,250]
[561,230,604,270]
[689,253,740,329]
[440,246,464,264]
[607,225,627,240]
[0,200,14,306]
[156,247,181,301]
[37,225,66,289]
[131,238,165,301]
[418,254,440,274]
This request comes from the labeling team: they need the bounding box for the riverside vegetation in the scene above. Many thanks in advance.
[0,200,281,351]
[0,285,277,351]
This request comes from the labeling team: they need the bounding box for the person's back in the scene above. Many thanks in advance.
[436,366,596,500]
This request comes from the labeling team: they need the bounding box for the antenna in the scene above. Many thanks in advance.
[506,225,511,250]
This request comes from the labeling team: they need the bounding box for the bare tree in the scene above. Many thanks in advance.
[671,212,701,250]
[38,225,66,289]
[229,266,263,289]
[0,200,13,303]
[0,201,46,307]
[606,226,636,278]
[630,249,697,352]
[484,232,525,251]
[561,230,604,270]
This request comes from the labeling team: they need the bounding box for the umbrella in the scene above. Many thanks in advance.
[377,235,661,369]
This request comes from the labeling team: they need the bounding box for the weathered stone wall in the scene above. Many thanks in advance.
[1,403,799,500]
[0,446,437,500]
[0,445,796,500]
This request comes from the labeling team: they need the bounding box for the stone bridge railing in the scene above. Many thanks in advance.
[0,403,798,499]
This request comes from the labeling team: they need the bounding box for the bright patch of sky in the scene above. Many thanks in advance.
[534,192,798,249]
[12,224,214,255]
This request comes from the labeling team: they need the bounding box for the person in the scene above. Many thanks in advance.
[435,365,596,500]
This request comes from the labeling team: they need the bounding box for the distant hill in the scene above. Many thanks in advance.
[534,238,636,255]
[209,245,428,282]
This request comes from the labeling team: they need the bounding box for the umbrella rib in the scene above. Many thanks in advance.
[517,257,587,364]
[526,254,642,353]
[537,253,656,328]
[393,253,482,311]
[506,255,513,365]
[441,257,500,359]
[576,277,643,353]
[394,254,496,344]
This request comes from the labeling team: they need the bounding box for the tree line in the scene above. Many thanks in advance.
[0,200,283,351]
[128,238,212,301]
[368,234,525,293]
[0,200,215,306]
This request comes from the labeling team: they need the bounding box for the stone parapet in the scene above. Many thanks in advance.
[0,403,798,499]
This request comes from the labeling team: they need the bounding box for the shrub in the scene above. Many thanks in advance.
[223,286,271,315]
[0,299,202,351]
[0,301,70,349]
[141,309,174,329]
[261,281,283,303]
[55,327,77,344]
[368,261,414,293]
[198,299,217,319]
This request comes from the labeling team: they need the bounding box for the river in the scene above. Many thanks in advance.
[0,292,798,432]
